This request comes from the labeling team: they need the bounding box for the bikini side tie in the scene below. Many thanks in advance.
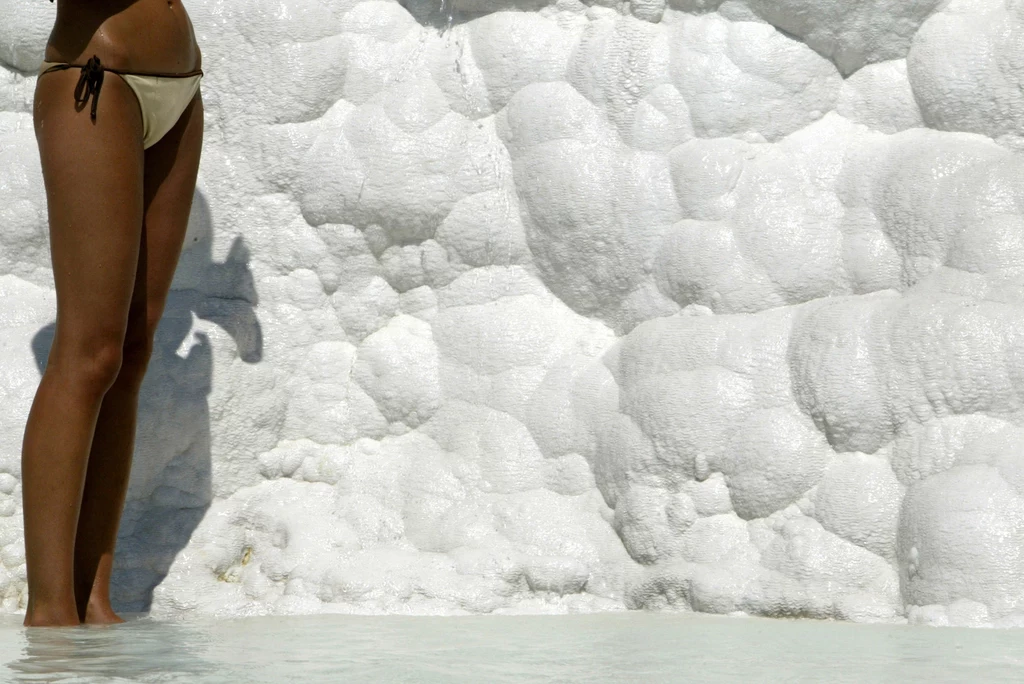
[73,55,104,122]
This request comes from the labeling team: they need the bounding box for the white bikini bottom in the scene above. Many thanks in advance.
[40,55,203,149]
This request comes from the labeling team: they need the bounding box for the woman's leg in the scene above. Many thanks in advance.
[23,69,145,627]
[74,91,204,625]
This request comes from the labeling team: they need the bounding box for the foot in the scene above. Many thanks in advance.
[82,600,124,625]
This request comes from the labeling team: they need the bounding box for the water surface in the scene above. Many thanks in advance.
[0,612,1021,682]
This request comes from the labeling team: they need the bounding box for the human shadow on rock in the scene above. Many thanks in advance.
[31,190,262,612]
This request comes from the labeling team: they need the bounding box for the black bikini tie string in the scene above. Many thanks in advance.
[73,55,104,122]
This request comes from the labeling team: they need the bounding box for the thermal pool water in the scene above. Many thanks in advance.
[1,613,1022,682]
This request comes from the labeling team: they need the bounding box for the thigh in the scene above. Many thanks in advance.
[130,90,204,338]
[33,69,146,359]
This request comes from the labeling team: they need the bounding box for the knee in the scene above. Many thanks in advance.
[49,336,124,396]
[118,329,154,383]
[112,300,160,386]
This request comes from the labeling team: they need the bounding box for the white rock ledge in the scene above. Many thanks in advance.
[1,0,1021,627]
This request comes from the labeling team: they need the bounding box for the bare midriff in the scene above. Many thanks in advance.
[43,0,201,74]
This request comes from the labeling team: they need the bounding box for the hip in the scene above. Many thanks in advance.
[44,0,201,74]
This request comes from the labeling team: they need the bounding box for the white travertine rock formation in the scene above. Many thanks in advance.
[1,0,1023,627]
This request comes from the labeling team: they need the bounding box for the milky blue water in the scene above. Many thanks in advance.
[0,612,1022,682]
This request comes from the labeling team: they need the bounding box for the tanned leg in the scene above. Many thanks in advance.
[75,90,204,625]
[23,69,145,627]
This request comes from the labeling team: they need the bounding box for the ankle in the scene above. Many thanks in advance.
[24,602,80,627]
[83,597,123,625]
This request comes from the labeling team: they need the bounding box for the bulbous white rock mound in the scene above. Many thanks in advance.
[1,0,1022,627]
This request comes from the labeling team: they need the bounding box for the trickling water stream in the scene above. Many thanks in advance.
[439,0,456,34]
